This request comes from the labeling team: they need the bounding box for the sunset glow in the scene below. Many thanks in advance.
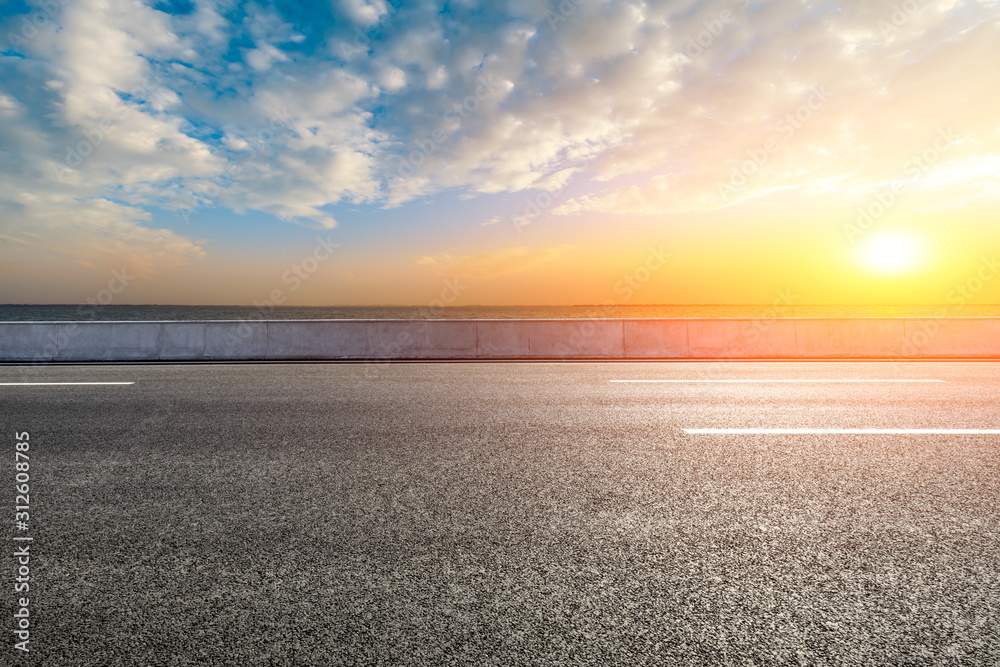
[1,0,999,306]
[858,233,925,276]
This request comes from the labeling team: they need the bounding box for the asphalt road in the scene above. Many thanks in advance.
[2,362,999,665]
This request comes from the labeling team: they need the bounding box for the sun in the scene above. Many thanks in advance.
[857,232,925,275]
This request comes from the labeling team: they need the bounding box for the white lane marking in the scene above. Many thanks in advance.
[612,379,945,383]
[0,382,135,386]
[685,428,1000,435]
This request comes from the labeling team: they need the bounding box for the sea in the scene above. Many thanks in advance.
[2,304,998,321]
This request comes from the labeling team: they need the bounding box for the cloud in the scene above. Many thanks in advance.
[553,174,698,216]
[0,183,205,278]
[336,0,391,25]
[415,245,576,279]
[244,43,290,72]
[1,0,998,269]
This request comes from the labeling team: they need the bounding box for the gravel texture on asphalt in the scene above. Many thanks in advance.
[1,361,998,665]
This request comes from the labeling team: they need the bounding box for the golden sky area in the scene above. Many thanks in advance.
[1,0,999,306]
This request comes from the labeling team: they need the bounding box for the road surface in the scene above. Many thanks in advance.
[2,362,998,665]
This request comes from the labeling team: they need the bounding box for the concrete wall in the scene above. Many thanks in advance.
[2,318,999,362]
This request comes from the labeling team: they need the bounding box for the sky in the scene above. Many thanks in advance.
[1,0,999,306]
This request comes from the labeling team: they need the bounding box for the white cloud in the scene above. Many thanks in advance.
[2,0,999,271]
[245,43,290,72]
[377,66,407,92]
[426,65,448,90]
[336,0,390,25]
[0,182,205,277]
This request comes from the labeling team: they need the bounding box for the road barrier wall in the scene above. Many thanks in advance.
[2,318,999,361]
